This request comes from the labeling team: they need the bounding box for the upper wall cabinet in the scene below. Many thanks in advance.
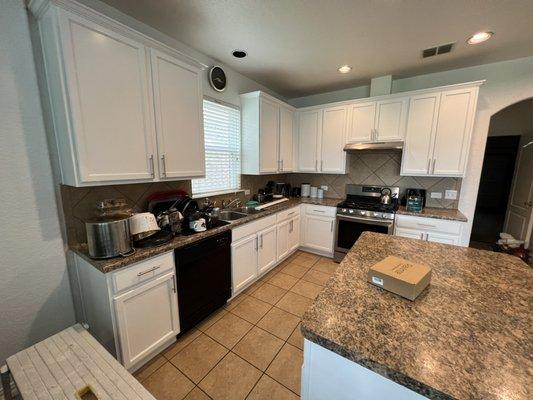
[29,1,205,186]
[401,85,480,177]
[241,91,295,174]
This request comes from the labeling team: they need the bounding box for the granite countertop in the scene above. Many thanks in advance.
[71,197,341,273]
[397,206,468,222]
[301,232,532,400]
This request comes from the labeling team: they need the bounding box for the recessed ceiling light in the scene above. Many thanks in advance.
[232,50,247,58]
[338,65,352,74]
[467,31,493,45]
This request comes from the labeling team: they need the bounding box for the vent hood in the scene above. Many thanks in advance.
[344,141,403,151]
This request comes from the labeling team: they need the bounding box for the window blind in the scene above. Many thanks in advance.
[192,99,241,195]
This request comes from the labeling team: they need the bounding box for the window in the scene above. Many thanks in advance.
[192,99,241,195]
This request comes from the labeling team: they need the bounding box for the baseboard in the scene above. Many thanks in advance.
[297,246,333,258]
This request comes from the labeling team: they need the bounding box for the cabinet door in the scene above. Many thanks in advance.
[394,227,424,240]
[279,106,294,172]
[298,110,322,172]
[59,11,154,183]
[303,215,334,254]
[400,93,441,175]
[258,226,277,274]
[432,88,477,176]
[260,98,280,173]
[375,97,409,141]
[114,272,179,369]
[347,102,375,143]
[321,106,347,173]
[277,220,290,261]
[288,216,301,252]
[231,235,258,294]
[151,49,204,179]
[426,232,459,245]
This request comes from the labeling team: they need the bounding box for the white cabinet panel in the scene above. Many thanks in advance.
[277,220,291,261]
[258,226,277,274]
[151,49,204,179]
[426,232,460,245]
[288,216,300,252]
[298,110,321,172]
[231,235,258,294]
[260,98,280,173]
[375,97,409,141]
[394,227,424,240]
[303,215,334,254]
[347,102,375,143]
[321,106,347,173]
[279,106,294,172]
[401,93,440,175]
[114,272,179,369]
[432,88,476,176]
[59,11,154,183]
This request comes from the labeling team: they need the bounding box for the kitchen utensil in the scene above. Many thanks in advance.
[189,218,206,232]
[168,210,183,235]
[310,186,318,198]
[85,216,132,259]
[379,188,393,205]
[301,183,311,197]
[129,212,160,241]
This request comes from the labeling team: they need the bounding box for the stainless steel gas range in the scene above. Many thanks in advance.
[334,184,400,262]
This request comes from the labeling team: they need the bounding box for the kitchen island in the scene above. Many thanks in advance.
[300,232,532,400]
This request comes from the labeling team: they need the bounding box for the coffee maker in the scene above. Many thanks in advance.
[402,188,427,208]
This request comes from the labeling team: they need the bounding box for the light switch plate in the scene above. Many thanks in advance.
[430,192,443,199]
[320,185,328,191]
[445,190,457,200]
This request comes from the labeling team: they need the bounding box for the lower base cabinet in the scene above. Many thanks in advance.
[394,214,464,246]
[258,225,278,274]
[301,205,335,256]
[231,235,259,293]
[277,220,291,261]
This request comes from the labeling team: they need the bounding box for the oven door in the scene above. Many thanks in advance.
[335,215,394,256]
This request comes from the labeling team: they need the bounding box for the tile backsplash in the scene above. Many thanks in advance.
[60,150,460,246]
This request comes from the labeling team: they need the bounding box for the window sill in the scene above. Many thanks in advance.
[191,188,246,199]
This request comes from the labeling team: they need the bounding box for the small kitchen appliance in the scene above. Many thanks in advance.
[85,216,132,259]
[403,188,427,209]
[301,183,311,197]
[129,212,160,241]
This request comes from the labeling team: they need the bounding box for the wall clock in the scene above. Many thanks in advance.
[209,66,226,92]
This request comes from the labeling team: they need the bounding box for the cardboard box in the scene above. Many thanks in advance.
[367,256,431,300]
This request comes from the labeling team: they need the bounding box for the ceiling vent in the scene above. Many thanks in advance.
[422,42,455,58]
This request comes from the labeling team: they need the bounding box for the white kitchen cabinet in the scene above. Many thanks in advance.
[394,214,464,246]
[30,1,206,186]
[241,92,295,174]
[288,216,300,252]
[320,106,348,173]
[394,227,425,240]
[425,232,460,245]
[301,206,335,256]
[231,235,259,293]
[401,85,480,177]
[114,272,179,369]
[277,220,291,262]
[297,109,322,172]
[347,102,375,143]
[258,225,278,274]
[151,49,204,179]
[374,97,409,141]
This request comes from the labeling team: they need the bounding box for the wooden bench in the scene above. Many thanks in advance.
[1,324,155,400]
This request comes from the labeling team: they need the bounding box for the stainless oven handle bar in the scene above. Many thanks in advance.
[336,214,394,227]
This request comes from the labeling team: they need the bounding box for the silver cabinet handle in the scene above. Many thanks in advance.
[313,209,325,213]
[420,232,424,240]
[255,237,258,251]
[431,159,436,174]
[330,220,334,232]
[287,211,295,216]
[137,265,160,277]
[149,154,155,177]
[417,223,436,228]
[172,277,176,293]
[427,158,431,173]
[260,234,263,248]
[320,160,323,171]
[425,233,429,241]
[281,159,284,171]
[315,160,318,171]
[289,220,293,233]
[161,154,167,177]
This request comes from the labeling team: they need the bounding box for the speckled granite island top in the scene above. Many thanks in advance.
[71,197,341,273]
[397,206,468,222]
[301,232,532,400]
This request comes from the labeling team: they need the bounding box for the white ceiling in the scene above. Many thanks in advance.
[100,0,533,98]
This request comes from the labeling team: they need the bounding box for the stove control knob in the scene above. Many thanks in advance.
[341,208,347,213]
[348,209,354,214]
[373,212,379,217]
[359,210,365,215]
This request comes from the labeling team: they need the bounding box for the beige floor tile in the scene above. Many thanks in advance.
[266,344,303,395]
[312,257,338,274]
[280,262,310,278]
[290,280,324,299]
[205,312,253,348]
[258,268,279,282]
[287,323,304,350]
[229,296,272,324]
[256,307,300,340]
[267,272,299,290]
[196,308,228,332]
[184,387,211,400]
[250,282,287,305]
[170,334,228,384]
[276,291,314,318]
[163,329,202,360]
[224,292,249,311]
[143,362,195,400]
[300,269,331,286]
[232,327,284,371]
[247,374,299,400]
[291,253,320,267]
[199,352,261,400]
[134,354,166,382]
[243,280,264,295]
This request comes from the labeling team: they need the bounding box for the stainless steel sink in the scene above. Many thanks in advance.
[217,210,248,221]
[232,206,263,215]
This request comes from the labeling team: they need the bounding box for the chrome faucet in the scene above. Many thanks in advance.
[223,198,242,209]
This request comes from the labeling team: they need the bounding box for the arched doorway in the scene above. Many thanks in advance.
[470,98,533,254]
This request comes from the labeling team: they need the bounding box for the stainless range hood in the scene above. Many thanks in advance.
[344,141,403,151]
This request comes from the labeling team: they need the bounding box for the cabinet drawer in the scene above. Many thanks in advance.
[112,252,175,293]
[395,214,462,235]
[305,204,336,218]
[232,215,277,242]
[276,206,300,223]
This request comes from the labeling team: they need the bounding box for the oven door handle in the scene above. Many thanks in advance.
[336,214,394,227]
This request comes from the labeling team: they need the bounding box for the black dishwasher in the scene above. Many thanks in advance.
[174,230,231,333]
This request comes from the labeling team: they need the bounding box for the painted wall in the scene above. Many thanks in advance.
[0,0,75,364]
[488,98,533,136]
[287,56,533,245]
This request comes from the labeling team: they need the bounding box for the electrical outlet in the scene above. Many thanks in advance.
[445,190,457,200]
[244,189,250,195]
[320,185,328,191]
[430,191,442,199]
